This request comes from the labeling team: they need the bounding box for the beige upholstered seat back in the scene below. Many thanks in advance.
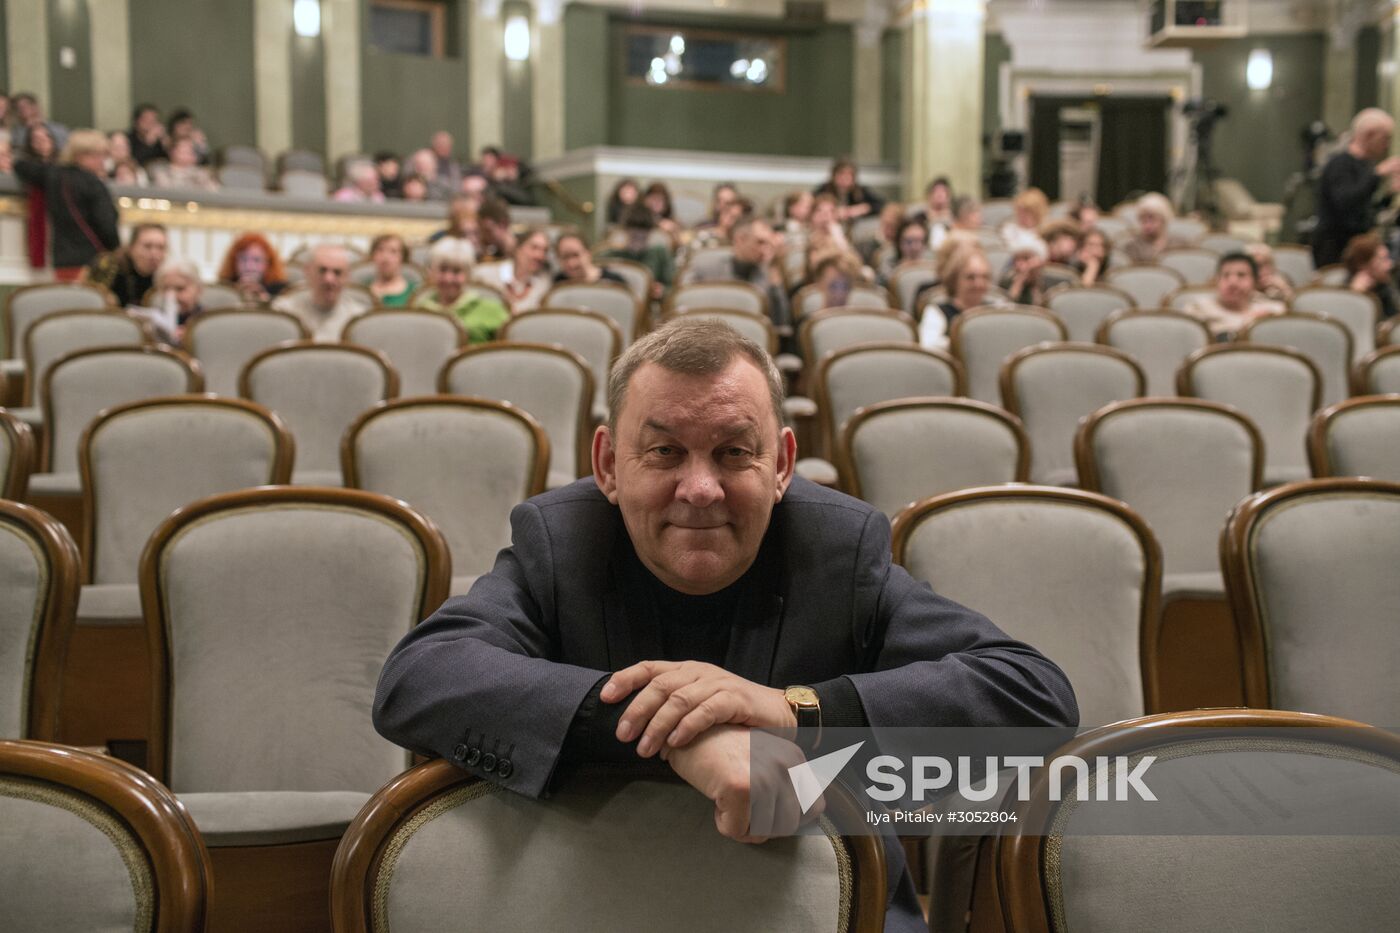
[1359,347,1400,394]
[1165,285,1215,311]
[241,344,396,475]
[891,260,938,314]
[154,495,438,792]
[951,308,1066,403]
[1226,483,1400,723]
[669,309,776,352]
[46,349,200,475]
[1105,265,1185,308]
[186,308,307,396]
[820,345,961,454]
[1080,400,1259,576]
[544,282,640,344]
[1311,398,1400,481]
[343,311,464,397]
[845,400,1026,517]
[804,311,916,365]
[0,411,33,501]
[0,506,76,739]
[1182,347,1319,485]
[1158,248,1219,286]
[1003,346,1144,486]
[84,399,289,585]
[1243,313,1353,407]
[26,312,146,403]
[372,775,849,933]
[502,310,620,419]
[600,259,652,302]
[441,345,591,489]
[668,282,766,316]
[1097,311,1210,397]
[896,489,1157,725]
[5,283,111,362]
[196,283,248,311]
[1292,287,1380,361]
[1041,732,1400,933]
[347,399,546,590]
[0,770,158,930]
[797,284,891,320]
[1046,286,1136,342]
[1272,246,1315,287]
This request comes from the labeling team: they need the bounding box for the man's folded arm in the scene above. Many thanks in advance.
[372,501,608,799]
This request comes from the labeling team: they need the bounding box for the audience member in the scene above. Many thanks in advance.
[684,216,789,327]
[1070,198,1100,231]
[554,231,628,286]
[1120,192,1184,263]
[459,171,491,208]
[414,237,510,342]
[165,108,210,165]
[16,128,119,279]
[1000,188,1049,253]
[367,233,416,307]
[478,227,553,312]
[936,246,993,325]
[374,151,402,198]
[0,137,11,174]
[400,173,429,202]
[1185,252,1285,339]
[1042,219,1081,267]
[803,193,857,279]
[476,197,517,261]
[1245,242,1295,305]
[950,195,982,232]
[430,130,462,192]
[601,205,673,300]
[813,156,883,221]
[1342,232,1399,320]
[11,92,68,150]
[917,176,954,229]
[87,223,167,306]
[607,178,641,225]
[1075,227,1111,285]
[126,103,166,165]
[1313,108,1400,267]
[693,194,751,249]
[642,182,682,244]
[150,137,219,190]
[145,257,205,341]
[704,181,739,226]
[782,190,814,235]
[429,194,481,254]
[332,161,384,203]
[409,148,452,200]
[1000,240,1059,306]
[878,216,930,285]
[17,123,58,269]
[861,202,907,266]
[811,253,862,311]
[273,243,368,339]
[218,232,289,303]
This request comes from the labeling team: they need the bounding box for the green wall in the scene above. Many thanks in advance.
[564,3,609,150]
[0,0,8,96]
[501,0,532,159]
[600,15,853,157]
[1195,34,1325,204]
[983,32,1010,142]
[129,0,256,148]
[880,27,902,163]
[1357,24,1380,114]
[291,35,326,157]
[359,0,472,158]
[47,0,90,128]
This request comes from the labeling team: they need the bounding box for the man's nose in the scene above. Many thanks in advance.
[674,457,724,508]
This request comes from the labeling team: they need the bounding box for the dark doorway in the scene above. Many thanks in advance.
[1029,95,1170,207]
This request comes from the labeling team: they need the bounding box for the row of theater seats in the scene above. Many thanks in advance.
[4,470,1399,931]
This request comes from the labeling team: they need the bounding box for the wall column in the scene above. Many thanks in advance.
[323,0,362,159]
[470,0,506,153]
[852,8,885,164]
[531,0,567,161]
[89,0,131,130]
[903,0,985,199]
[254,0,294,157]
[7,0,49,105]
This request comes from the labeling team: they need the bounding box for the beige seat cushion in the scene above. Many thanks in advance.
[1162,571,1225,601]
[77,584,143,625]
[291,468,344,487]
[25,472,80,495]
[795,457,839,486]
[179,790,370,847]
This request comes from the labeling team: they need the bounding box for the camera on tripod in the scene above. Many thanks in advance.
[1183,99,1229,134]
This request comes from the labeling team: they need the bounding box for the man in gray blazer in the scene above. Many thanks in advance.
[681,216,792,329]
[374,318,1077,931]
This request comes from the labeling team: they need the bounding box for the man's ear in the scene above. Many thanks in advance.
[774,425,797,501]
[592,424,619,503]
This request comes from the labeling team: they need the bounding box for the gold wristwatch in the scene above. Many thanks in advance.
[785,685,822,752]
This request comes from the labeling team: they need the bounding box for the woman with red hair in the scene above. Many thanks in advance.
[217,232,289,304]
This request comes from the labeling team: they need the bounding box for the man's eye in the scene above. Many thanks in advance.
[723,448,754,461]
[651,446,678,457]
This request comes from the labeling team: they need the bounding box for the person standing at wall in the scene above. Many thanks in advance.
[15,129,119,281]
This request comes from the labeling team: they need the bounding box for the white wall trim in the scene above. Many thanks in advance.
[535,146,901,187]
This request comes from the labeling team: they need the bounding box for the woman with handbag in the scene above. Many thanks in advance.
[14,128,119,280]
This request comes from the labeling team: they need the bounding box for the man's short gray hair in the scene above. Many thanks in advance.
[607,318,785,431]
[428,236,477,270]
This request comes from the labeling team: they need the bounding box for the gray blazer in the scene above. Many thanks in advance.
[374,478,1078,798]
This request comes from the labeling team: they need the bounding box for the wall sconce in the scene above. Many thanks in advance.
[1247,49,1273,91]
[293,0,321,38]
[504,15,531,61]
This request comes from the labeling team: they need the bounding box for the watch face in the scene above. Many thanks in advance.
[787,686,819,707]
